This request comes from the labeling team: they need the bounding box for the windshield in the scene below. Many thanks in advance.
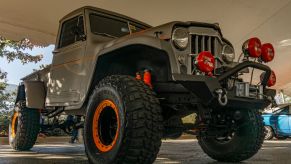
[90,14,145,38]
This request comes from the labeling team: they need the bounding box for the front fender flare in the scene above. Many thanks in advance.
[97,35,179,74]
[16,81,46,109]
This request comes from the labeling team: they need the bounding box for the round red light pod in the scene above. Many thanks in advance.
[243,37,262,58]
[267,71,276,87]
[196,51,215,73]
[260,70,276,87]
[261,43,275,62]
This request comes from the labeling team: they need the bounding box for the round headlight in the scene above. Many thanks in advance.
[172,27,189,50]
[222,44,235,63]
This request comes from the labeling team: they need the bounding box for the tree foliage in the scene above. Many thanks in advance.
[0,69,13,111]
[0,36,42,135]
[0,36,42,64]
[0,36,42,108]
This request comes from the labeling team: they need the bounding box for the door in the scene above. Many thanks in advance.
[288,105,291,135]
[271,106,291,135]
[47,15,86,106]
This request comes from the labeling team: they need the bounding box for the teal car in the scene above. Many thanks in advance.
[262,104,291,140]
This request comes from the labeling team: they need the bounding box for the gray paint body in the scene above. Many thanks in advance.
[21,6,231,110]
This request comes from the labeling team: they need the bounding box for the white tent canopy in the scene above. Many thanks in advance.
[1,0,291,94]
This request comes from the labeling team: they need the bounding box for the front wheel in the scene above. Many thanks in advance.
[197,109,265,162]
[84,75,163,164]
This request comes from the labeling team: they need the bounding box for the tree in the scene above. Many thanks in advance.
[0,36,42,64]
[0,36,42,135]
[0,36,42,83]
[0,36,42,101]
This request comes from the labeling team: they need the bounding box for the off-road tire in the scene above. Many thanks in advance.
[197,109,265,162]
[264,126,274,140]
[9,103,40,151]
[84,75,163,164]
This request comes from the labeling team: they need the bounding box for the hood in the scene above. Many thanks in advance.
[138,21,232,46]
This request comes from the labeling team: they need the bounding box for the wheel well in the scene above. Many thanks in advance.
[96,45,170,81]
[87,44,171,98]
[15,84,25,103]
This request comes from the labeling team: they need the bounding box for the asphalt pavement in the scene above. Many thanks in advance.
[0,139,291,164]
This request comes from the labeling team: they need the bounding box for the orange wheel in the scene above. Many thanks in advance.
[84,75,163,163]
[11,112,19,138]
[92,99,120,153]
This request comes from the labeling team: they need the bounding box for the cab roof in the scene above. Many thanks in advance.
[60,6,152,28]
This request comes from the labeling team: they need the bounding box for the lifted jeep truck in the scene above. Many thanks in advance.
[9,6,276,163]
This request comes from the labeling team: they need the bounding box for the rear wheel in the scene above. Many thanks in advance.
[9,103,40,150]
[264,126,274,140]
[197,109,265,162]
[84,75,163,164]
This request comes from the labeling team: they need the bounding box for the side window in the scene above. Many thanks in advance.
[58,16,84,48]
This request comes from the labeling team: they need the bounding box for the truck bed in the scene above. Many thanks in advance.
[21,65,51,87]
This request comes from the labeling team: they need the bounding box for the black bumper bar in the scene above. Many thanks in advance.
[172,62,273,108]
[218,61,271,87]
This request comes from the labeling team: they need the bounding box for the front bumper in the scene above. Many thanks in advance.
[172,61,276,110]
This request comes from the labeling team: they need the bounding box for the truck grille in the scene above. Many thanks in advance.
[191,35,217,55]
[190,35,221,74]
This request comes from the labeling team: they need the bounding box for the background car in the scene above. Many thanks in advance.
[262,104,291,140]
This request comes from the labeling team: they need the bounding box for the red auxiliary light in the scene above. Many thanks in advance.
[261,43,275,62]
[267,71,276,87]
[260,70,276,87]
[196,51,215,73]
[242,37,262,58]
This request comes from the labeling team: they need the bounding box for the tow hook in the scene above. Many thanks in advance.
[215,88,228,106]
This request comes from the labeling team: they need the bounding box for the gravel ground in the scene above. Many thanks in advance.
[0,139,291,164]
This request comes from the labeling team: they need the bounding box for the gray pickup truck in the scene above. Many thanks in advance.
[9,6,276,164]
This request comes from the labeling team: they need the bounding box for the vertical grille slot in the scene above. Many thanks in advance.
[195,35,199,54]
[201,36,205,51]
[211,37,216,55]
[198,36,202,53]
[207,36,211,52]
[191,35,216,55]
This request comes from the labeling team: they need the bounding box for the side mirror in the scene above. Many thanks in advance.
[78,34,87,41]
[72,26,86,41]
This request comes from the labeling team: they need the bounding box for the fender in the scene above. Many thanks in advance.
[100,36,163,53]
[75,36,177,109]
[16,81,46,109]
[97,35,178,75]
[66,36,178,110]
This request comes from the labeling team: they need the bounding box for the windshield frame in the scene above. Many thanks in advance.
[89,12,148,38]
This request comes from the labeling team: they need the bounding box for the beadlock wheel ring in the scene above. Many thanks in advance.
[92,99,120,153]
[11,112,19,138]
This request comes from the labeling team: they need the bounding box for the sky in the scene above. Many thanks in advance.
[0,45,54,85]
